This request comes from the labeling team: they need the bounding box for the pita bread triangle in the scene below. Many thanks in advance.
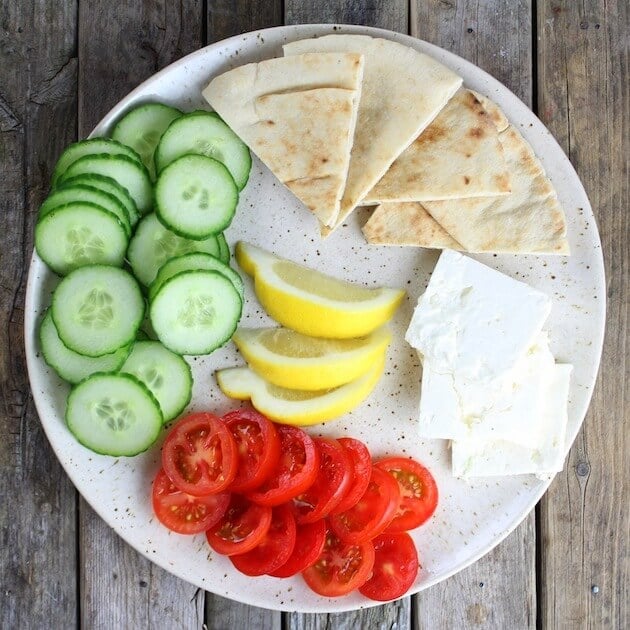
[423,125,570,255]
[283,35,463,235]
[362,202,463,250]
[362,88,511,203]
[202,52,364,227]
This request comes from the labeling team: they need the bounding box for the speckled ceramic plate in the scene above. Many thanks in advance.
[25,24,605,612]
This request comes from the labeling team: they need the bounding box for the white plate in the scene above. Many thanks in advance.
[25,24,605,612]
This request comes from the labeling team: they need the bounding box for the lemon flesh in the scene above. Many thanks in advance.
[235,242,405,338]
[232,326,391,390]
[216,356,385,426]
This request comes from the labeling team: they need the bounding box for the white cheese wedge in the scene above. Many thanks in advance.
[418,333,555,447]
[405,250,552,382]
[451,364,573,477]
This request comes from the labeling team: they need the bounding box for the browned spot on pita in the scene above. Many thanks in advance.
[494,172,511,192]
[463,176,471,185]
[419,124,448,144]
[266,119,275,125]
[468,127,484,139]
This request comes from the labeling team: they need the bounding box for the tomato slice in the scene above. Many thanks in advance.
[206,495,272,556]
[375,457,438,531]
[269,518,326,578]
[329,467,400,544]
[292,438,352,524]
[162,413,237,496]
[302,530,375,597]
[359,532,419,601]
[222,408,280,493]
[151,468,230,535]
[230,503,297,576]
[330,437,372,514]
[247,425,319,507]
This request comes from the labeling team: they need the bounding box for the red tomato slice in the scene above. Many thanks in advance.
[247,426,319,507]
[359,532,419,601]
[162,413,237,496]
[151,468,230,535]
[292,438,352,524]
[222,408,280,493]
[206,495,272,556]
[269,518,326,578]
[375,457,439,531]
[302,530,375,597]
[230,503,297,576]
[329,467,400,544]
[330,437,372,514]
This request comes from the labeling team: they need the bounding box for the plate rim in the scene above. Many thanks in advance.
[24,23,606,613]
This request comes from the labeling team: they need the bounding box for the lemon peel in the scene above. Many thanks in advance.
[216,355,385,426]
[235,242,404,338]
[232,326,391,390]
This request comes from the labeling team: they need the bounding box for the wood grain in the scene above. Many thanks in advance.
[0,1,78,627]
[207,0,282,43]
[76,2,205,627]
[537,1,629,627]
[412,2,537,628]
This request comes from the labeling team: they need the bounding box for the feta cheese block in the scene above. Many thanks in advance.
[419,333,555,447]
[451,364,573,477]
[405,249,552,382]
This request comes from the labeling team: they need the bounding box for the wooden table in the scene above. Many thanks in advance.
[1,1,626,628]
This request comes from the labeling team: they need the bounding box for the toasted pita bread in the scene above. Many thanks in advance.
[284,35,462,234]
[423,126,570,255]
[202,53,364,226]
[362,202,463,250]
[469,91,509,133]
[363,89,511,203]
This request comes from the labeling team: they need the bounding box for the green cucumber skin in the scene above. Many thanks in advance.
[35,201,129,276]
[39,310,132,385]
[65,372,163,457]
[120,340,192,422]
[51,137,144,187]
[154,154,238,240]
[149,269,242,356]
[51,264,146,357]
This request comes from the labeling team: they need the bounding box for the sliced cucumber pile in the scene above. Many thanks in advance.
[35,101,250,456]
[155,111,251,190]
[111,102,182,180]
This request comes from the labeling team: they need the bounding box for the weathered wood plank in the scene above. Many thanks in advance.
[285,0,408,31]
[537,1,628,628]
[77,2,205,627]
[411,2,537,628]
[207,0,282,43]
[0,1,78,627]
[282,0,409,625]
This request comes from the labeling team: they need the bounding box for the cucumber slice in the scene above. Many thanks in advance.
[111,103,182,180]
[150,269,242,355]
[39,310,132,384]
[155,111,251,190]
[155,154,238,239]
[51,265,145,357]
[127,213,221,286]
[35,202,128,275]
[216,233,230,263]
[149,252,244,302]
[59,174,140,227]
[39,183,132,237]
[120,340,192,421]
[51,137,143,187]
[66,372,162,456]
[59,154,153,215]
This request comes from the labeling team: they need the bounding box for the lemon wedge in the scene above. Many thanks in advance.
[235,242,405,339]
[216,356,385,426]
[232,326,391,390]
